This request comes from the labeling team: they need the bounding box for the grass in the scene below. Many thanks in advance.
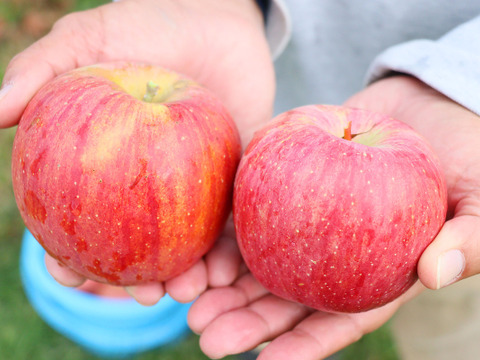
[0,1,399,359]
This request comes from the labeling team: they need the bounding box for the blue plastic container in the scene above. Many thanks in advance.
[20,229,193,358]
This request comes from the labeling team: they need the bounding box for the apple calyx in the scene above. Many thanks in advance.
[143,80,160,103]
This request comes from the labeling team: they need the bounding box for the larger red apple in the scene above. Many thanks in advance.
[12,62,241,286]
[233,104,447,313]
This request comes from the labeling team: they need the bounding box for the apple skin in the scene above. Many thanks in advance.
[12,62,241,286]
[233,104,447,313]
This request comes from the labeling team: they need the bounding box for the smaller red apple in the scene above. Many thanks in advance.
[12,62,241,286]
[233,104,447,313]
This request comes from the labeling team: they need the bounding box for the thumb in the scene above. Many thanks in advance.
[417,214,480,290]
[0,11,103,128]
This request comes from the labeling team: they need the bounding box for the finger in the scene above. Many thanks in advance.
[0,10,103,128]
[417,214,480,289]
[124,282,165,306]
[199,296,311,359]
[44,252,86,287]
[164,258,208,303]
[188,273,269,334]
[77,280,130,298]
[258,311,368,360]
[205,232,243,287]
[257,282,424,360]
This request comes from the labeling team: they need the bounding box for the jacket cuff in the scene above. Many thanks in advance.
[366,16,480,115]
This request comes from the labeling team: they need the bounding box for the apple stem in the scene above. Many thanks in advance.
[143,80,159,102]
[343,121,353,141]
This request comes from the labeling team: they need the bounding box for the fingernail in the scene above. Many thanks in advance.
[124,286,135,298]
[0,82,13,102]
[124,284,164,306]
[436,249,465,289]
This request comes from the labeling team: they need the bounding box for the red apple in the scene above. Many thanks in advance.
[233,105,447,313]
[12,62,241,286]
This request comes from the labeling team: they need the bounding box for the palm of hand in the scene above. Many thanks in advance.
[188,269,423,360]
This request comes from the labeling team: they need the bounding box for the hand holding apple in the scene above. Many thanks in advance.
[188,76,480,360]
[1,0,275,304]
[12,62,241,287]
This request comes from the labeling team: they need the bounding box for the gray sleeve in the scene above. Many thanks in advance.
[264,0,291,60]
[366,15,480,115]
